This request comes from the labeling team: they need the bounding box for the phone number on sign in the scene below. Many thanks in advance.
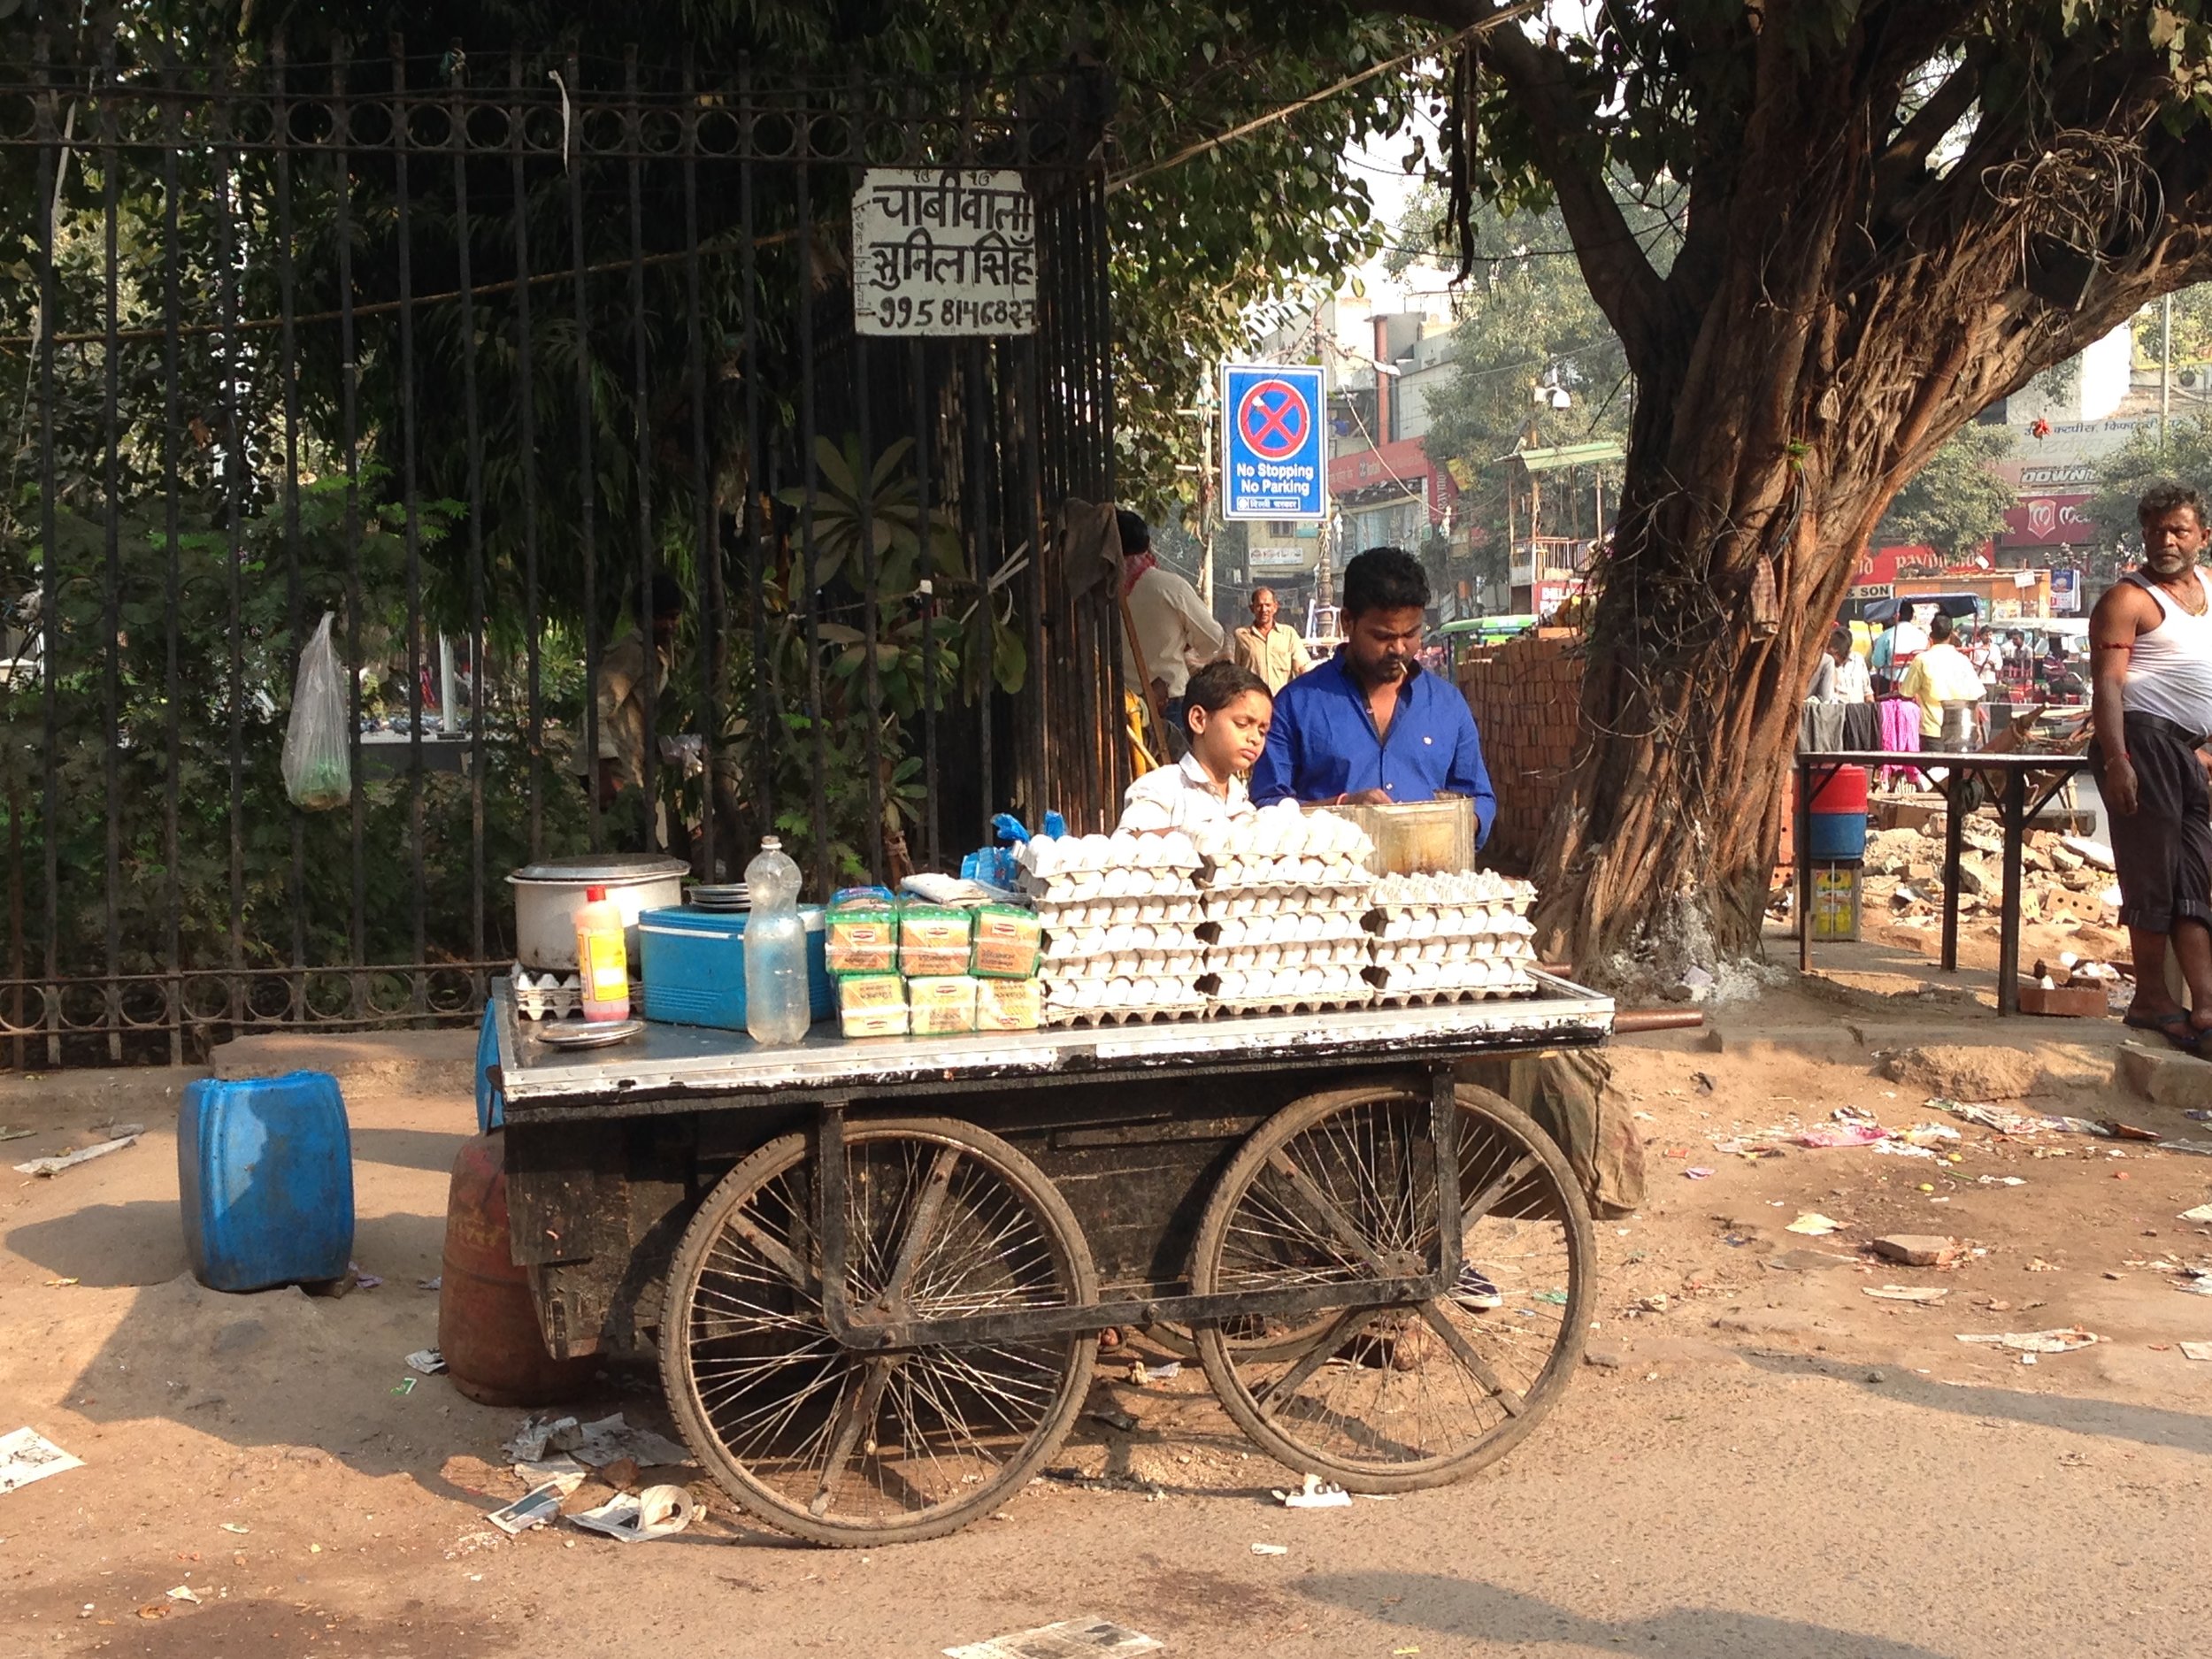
[871,294,1036,333]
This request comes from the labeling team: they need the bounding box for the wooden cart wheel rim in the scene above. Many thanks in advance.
[658,1114,1097,1547]
[1188,1080,1594,1492]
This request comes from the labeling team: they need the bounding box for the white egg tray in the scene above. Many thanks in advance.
[1199,887,1373,918]
[1370,960,1533,994]
[1022,866,1200,902]
[513,968,642,1021]
[1373,908,1536,940]
[1191,798,1375,866]
[1202,910,1372,948]
[1035,897,1203,930]
[1205,991,1375,1017]
[1371,937,1538,966]
[1369,982,1537,1007]
[1205,940,1370,971]
[1040,997,1210,1027]
[1200,856,1374,893]
[1041,922,1208,958]
[1018,830,1202,881]
[1370,872,1536,908]
[1041,952,1207,982]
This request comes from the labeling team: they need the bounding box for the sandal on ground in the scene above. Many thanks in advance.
[2123,1008,2192,1035]
[2162,1019,2212,1056]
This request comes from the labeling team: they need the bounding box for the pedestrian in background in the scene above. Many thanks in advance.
[1233,586,1312,694]
[1118,509,1226,757]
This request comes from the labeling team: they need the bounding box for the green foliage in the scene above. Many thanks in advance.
[1398,188,1656,590]
[1874,424,2018,557]
[2086,414,2212,556]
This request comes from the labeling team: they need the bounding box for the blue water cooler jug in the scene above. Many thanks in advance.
[178,1071,356,1293]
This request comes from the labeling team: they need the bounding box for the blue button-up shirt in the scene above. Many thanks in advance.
[1249,651,1496,844]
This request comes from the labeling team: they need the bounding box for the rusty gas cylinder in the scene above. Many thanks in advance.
[437,1132,597,1407]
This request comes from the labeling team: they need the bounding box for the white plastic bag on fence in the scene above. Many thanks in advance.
[282,612,351,810]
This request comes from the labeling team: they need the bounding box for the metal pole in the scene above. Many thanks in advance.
[2162,292,2173,459]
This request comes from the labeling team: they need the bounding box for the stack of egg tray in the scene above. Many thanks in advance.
[1018,832,1209,1026]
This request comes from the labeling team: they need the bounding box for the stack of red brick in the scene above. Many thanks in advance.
[1456,634,1584,872]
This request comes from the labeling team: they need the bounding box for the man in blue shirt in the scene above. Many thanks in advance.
[1250,546,1497,845]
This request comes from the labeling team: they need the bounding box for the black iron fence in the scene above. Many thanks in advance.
[0,37,1125,1065]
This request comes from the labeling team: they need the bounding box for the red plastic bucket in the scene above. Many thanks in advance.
[1807,764,1868,816]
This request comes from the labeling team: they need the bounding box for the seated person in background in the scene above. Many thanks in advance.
[1118,661,1272,836]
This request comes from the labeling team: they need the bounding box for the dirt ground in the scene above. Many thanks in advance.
[3,960,2210,1659]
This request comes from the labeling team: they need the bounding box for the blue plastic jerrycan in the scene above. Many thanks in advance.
[178,1071,356,1293]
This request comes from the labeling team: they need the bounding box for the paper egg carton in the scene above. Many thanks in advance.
[512,967,643,1021]
[1042,920,1207,959]
[1201,887,1371,918]
[1203,908,1371,948]
[1022,864,1199,902]
[1368,957,1537,1002]
[1040,977,1209,1025]
[1204,962,1371,1011]
[1036,896,1203,931]
[1371,870,1535,914]
[1207,939,1369,972]
[1200,856,1375,895]
[1373,907,1535,943]
[1371,933,1539,967]
[1041,949,1207,983]
[1018,831,1202,904]
[1193,798,1375,864]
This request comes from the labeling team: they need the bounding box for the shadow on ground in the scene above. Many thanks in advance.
[1300,1571,1959,1658]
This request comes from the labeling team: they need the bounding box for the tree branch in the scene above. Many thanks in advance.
[1870,42,1993,214]
[1380,0,1667,368]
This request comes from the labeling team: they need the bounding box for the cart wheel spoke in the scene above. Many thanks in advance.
[1191,1084,1592,1493]
[661,1118,1095,1547]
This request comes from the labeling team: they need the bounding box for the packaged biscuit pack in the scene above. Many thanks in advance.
[898,903,974,978]
[835,973,905,1012]
[825,887,899,973]
[839,1002,910,1037]
[906,974,979,1034]
[975,977,1041,1031]
[970,904,1042,979]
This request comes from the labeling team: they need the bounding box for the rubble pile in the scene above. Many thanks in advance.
[1856,811,2121,936]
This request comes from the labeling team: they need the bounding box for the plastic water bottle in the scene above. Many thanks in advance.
[743,837,812,1045]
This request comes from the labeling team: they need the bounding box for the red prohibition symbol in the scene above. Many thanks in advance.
[1237,380,1310,460]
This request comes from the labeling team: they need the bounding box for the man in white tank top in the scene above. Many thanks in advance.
[2090,481,2212,1048]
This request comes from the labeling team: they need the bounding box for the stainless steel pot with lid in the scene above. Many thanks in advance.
[508,853,689,971]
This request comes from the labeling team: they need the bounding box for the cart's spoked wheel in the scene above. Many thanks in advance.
[1190,1084,1593,1492]
[660,1117,1096,1546]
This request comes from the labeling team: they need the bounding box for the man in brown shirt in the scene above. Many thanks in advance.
[1232,587,1312,694]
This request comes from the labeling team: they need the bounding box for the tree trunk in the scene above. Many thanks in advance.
[1372,0,2212,977]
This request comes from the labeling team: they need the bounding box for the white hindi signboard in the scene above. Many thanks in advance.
[852,168,1037,337]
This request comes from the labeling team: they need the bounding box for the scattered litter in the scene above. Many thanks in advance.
[219,1524,249,1534]
[2177,1274,2212,1297]
[354,1273,383,1290]
[1087,1409,1138,1433]
[1249,1542,1289,1555]
[2181,1341,2212,1362]
[1978,1176,2027,1187]
[503,1412,692,1471]
[513,1455,587,1493]
[1870,1235,1969,1268]
[1955,1327,2101,1354]
[1635,1294,1671,1314]
[942,1617,1163,1659]
[2025,1257,2060,1271]
[2161,1140,2212,1157]
[487,1481,568,1535]
[1532,1288,1570,1305]
[1863,1286,1950,1305]
[1797,1126,1889,1148]
[165,1586,200,1606]
[418,1276,442,1291]
[390,1377,416,1396]
[405,1348,447,1376]
[1786,1214,1843,1236]
[1272,1473,1351,1509]
[1870,1141,1937,1159]
[0,1428,83,1494]
[2187,1110,2212,1124]
[43,1277,78,1287]
[12,1130,141,1177]
[1683,1166,1715,1180]
[0,1127,34,1143]
[567,1484,697,1543]
[1141,1362,1181,1383]
[1926,1099,2107,1139]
